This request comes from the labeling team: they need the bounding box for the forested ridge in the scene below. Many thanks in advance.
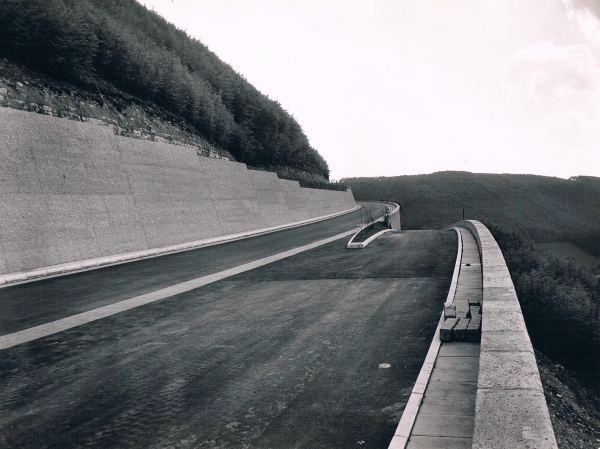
[0,0,330,179]
[344,171,600,249]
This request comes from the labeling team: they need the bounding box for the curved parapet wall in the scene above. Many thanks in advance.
[452,220,558,449]
[388,203,401,230]
[0,107,356,276]
[347,202,400,248]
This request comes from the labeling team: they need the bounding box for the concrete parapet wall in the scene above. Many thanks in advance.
[452,220,557,449]
[0,108,356,275]
[389,205,401,230]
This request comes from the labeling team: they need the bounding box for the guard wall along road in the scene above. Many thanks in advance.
[453,220,558,449]
[0,108,356,276]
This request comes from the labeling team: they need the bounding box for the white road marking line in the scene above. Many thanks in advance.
[0,229,356,351]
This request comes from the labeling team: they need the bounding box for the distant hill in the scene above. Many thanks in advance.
[343,172,600,253]
[0,0,331,182]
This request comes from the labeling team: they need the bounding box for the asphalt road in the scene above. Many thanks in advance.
[0,205,457,449]
[0,203,384,336]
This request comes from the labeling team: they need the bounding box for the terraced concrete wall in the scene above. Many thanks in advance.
[0,108,356,275]
[453,220,557,449]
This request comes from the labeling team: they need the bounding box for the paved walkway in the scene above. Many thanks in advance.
[406,228,482,449]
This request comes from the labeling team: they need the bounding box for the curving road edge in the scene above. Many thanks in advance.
[453,220,558,449]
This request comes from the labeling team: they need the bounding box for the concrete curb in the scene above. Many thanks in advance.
[388,227,463,449]
[451,220,558,449]
[346,202,399,249]
[346,229,394,249]
[0,205,361,288]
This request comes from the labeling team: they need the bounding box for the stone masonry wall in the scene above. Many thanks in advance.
[0,108,356,274]
[452,220,558,449]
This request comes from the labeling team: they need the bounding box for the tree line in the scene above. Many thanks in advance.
[487,223,600,393]
[343,171,600,250]
[0,0,330,178]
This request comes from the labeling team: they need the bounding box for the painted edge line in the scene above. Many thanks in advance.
[0,228,357,351]
[387,227,463,449]
[0,205,361,288]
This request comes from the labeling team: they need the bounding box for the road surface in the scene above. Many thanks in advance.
[0,204,457,448]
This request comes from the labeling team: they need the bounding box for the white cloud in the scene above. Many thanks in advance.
[562,0,600,46]
[502,40,600,102]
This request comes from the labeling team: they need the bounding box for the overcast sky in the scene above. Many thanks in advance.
[141,0,600,180]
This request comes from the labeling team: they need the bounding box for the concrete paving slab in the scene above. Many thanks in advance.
[429,367,479,384]
[454,292,483,305]
[461,249,480,257]
[419,395,476,416]
[454,279,481,288]
[435,356,480,371]
[423,380,478,399]
[407,436,472,449]
[438,342,480,357]
[454,286,482,294]
[411,415,475,438]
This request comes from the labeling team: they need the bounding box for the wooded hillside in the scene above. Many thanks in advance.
[0,0,329,178]
[344,171,600,252]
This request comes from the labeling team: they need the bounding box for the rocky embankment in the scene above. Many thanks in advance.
[537,352,600,448]
[0,60,233,160]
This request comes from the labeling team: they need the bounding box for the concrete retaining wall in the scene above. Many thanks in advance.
[452,220,557,449]
[0,107,356,275]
